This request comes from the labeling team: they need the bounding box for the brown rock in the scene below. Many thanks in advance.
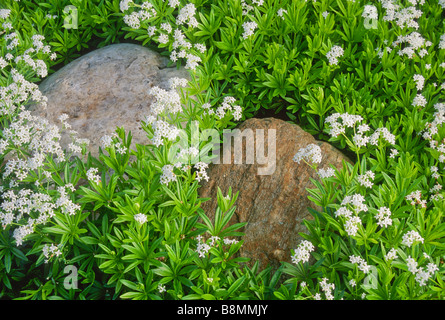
[198,117,350,271]
[28,43,190,158]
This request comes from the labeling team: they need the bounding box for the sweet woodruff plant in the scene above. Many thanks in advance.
[0,0,444,300]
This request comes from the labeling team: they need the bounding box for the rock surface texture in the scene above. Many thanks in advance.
[198,117,350,271]
[29,43,190,157]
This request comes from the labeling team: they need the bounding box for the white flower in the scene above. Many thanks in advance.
[389,148,399,159]
[120,0,132,12]
[385,248,398,261]
[194,43,206,53]
[291,240,315,264]
[357,170,375,188]
[344,216,362,237]
[293,144,322,165]
[439,34,445,50]
[0,57,7,69]
[134,213,147,224]
[277,8,287,19]
[86,167,101,184]
[147,26,157,37]
[375,206,392,228]
[185,53,201,70]
[362,5,378,20]
[176,3,197,28]
[160,164,176,185]
[427,263,439,274]
[334,206,353,219]
[342,193,368,213]
[406,190,427,208]
[194,162,209,182]
[0,9,11,20]
[100,135,114,149]
[412,93,427,108]
[349,255,371,274]
[160,22,172,34]
[169,0,180,8]
[242,21,258,39]
[123,12,140,29]
[196,240,211,257]
[223,238,239,245]
[158,33,169,44]
[318,167,335,179]
[42,243,62,263]
[326,45,344,66]
[413,74,425,91]
[319,278,335,300]
[402,230,424,247]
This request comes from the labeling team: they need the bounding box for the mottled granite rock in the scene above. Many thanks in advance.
[198,117,351,271]
[29,43,190,157]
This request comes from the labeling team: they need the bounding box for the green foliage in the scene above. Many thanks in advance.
[1,0,444,301]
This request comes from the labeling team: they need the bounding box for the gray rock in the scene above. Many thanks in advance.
[29,43,190,158]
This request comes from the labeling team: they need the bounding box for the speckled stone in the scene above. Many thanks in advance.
[198,117,351,272]
[29,43,190,157]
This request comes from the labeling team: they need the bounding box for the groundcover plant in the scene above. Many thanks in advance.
[0,0,444,300]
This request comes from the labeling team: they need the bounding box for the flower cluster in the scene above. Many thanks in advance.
[195,234,240,258]
[291,240,315,264]
[318,278,335,300]
[413,74,425,91]
[120,1,204,71]
[203,96,242,121]
[326,45,344,66]
[384,248,398,261]
[406,256,439,286]
[379,0,423,29]
[176,146,199,162]
[420,102,445,163]
[1,112,89,185]
[42,243,62,263]
[357,170,375,188]
[86,167,101,185]
[391,32,431,59]
[375,206,392,228]
[334,194,368,237]
[325,113,396,150]
[362,5,378,20]
[405,190,427,208]
[146,119,180,148]
[148,87,181,115]
[293,144,322,165]
[401,230,424,247]
[134,213,148,224]
[215,96,242,121]
[325,113,363,137]
[121,0,157,28]
[194,162,209,182]
[242,21,258,39]
[317,166,335,179]
[241,0,264,16]
[160,164,177,185]
[1,183,80,246]
[349,255,372,274]
[176,3,198,28]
